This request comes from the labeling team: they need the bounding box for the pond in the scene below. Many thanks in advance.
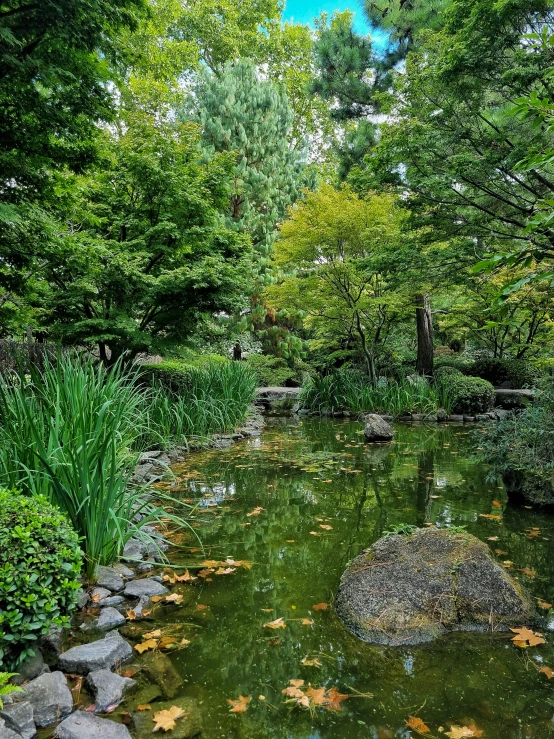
[155,418,554,739]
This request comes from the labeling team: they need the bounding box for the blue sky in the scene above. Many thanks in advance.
[282,0,371,34]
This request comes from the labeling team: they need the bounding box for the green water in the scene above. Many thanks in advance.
[156,419,554,738]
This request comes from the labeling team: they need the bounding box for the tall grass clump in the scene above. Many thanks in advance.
[300,369,453,416]
[0,354,186,580]
[140,361,257,448]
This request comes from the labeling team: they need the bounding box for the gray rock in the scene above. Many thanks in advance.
[131,596,151,618]
[139,651,182,699]
[12,650,49,685]
[335,527,537,646]
[121,538,146,563]
[494,409,511,420]
[55,711,132,739]
[86,670,136,712]
[139,450,162,462]
[0,718,22,739]
[112,564,135,579]
[97,596,126,608]
[436,408,448,422]
[464,415,476,423]
[124,578,168,599]
[0,701,36,739]
[363,414,394,442]
[475,414,491,422]
[132,697,201,739]
[95,567,124,593]
[96,607,126,631]
[40,625,64,656]
[448,414,464,422]
[77,590,90,609]
[22,671,72,728]
[91,587,111,602]
[132,463,154,483]
[58,631,132,675]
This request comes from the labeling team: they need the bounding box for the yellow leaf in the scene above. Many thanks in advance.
[264,617,286,629]
[479,514,502,521]
[312,602,328,611]
[445,725,476,738]
[227,695,251,713]
[134,639,158,654]
[289,679,304,688]
[152,706,185,732]
[137,704,151,711]
[319,524,333,530]
[301,618,313,626]
[126,610,137,621]
[144,630,162,639]
[540,666,554,679]
[165,593,183,604]
[301,656,322,668]
[538,600,552,610]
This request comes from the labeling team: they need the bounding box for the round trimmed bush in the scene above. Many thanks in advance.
[468,358,540,388]
[434,366,463,382]
[448,375,495,415]
[0,490,82,668]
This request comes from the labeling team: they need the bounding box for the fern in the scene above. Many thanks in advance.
[0,673,23,709]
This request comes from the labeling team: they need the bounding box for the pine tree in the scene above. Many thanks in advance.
[193,60,308,356]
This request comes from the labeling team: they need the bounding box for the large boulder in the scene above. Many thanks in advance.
[363,414,394,443]
[22,671,73,728]
[503,469,554,506]
[86,670,136,712]
[335,527,536,646]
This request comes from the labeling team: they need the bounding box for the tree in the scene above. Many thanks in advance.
[267,185,409,384]
[41,112,251,361]
[415,293,434,376]
[192,59,308,356]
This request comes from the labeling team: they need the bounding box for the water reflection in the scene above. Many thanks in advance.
[155,419,554,739]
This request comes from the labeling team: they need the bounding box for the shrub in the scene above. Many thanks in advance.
[0,673,23,708]
[468,358,540,388]
[0,490,82,668]
[446,375,495,415]
[244,354,298,387]
[434,366,463,381]
[0,355,190,580]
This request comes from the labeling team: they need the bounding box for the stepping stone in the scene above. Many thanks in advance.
[58,631,132,675]
[96,567,124,592]
[97,596,125,608]
[54,711,132,738]
[96,607,126,631]
[86,670,136,712]
[22,671,72,728]
[112,564,135,579]
[91,587,111,602]
[0,717,22,739]
[124,579,168,598]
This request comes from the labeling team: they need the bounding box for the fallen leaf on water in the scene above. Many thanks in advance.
[120,669,137,678]
[309,531,321,536]
[264,617,286,629]
[137,704,151,711]
[290,679,304,687]
[518,568,536,577]
[540,666,554,679]
[445,726,476,739]
[301,618,314,626]
[537,600,552,610]
[200,560,220,569]
[305,686,327,706]
[159,637,176,650]
[324,686,349,711]
[215,567,236,576]
[510,626,545,648]
[227,695,251,714]
[487,536,499,541]
[134,639,158,654]
[144,630,162,639]
[494,549,508,555]
[151,596,164,603]
[301,656,322,668]
[319,524,333,530]
[153,706,185,732]
[126,610,137,621]
[180,638,191,647]
[246,507,264,517]
[492,500,502,508]
[312,603,328,611]
[406,715,430,733]
[196,604,207,611]
[479,514,502,521]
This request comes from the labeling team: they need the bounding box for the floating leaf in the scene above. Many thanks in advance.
[510,626,545,648]
[322,686,349,711]
[246,507,264,517]
[540,666,554,679]
[134,639,158,654]
[518,567,536,577]
[264,617,286,629]
[126,610,137,621]
[137,704,151,711]
[227,695,251,714]
[479,514,502,521]
[319,524,333,530]
[312,603,328,611]
[152,705,185,732]
[406,715,430,733]
[445,726,476,739]
[301,618,313,626]
[144,630,162,639]
[537,600,552,610]
[301,656,322,668]
[492,500,502,508]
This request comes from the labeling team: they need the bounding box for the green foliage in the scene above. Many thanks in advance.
[441,375,495,415]
[139,359,257,446]
[0,354,188,579]
[468,359,540,388]
[383,523,417,537]
[0,489,82,669]
[300,370,451,416]
[434,366,463,381]
[244,354,299,388]
[0,672,22,709]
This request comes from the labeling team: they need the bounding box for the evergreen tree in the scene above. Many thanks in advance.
[193,60,308,356]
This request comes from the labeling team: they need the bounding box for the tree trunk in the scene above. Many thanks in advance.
[355,313,377,386]
[415,293,434,377]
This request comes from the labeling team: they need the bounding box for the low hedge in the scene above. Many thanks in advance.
[0,490,82,668]
[244,354,300,387]
[468,358,540,388]
[448,375,495,415]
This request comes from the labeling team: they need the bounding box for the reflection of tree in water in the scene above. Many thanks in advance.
[160,420,554,739]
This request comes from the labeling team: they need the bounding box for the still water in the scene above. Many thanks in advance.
[155,419,554,738]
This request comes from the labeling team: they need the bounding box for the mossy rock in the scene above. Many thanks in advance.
[335,527,537,646]
[139,651,183,699]
[132,696,201,738]
[503,469,554,506]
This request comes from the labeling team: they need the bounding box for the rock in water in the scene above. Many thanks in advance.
[335,527,536,645]
[55,711,132,739]
[363,414,394,442]
[58,631,132,674]
[22,671,73,727]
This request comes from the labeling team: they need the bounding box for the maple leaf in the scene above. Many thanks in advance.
[175,570,197,582]
[134,639,158,654]
[537,600,552,610]
[227,695,251,713]
[289,679,304,687]
[406,715,430,733]
[305,686,326,706]
[215,567,236,575]
[510,627,545,648]
[165,593,183,604]
[324,687,349,711]
[540,666,554,679]
[246,507,264,517]
[159,637,176,650]
[180,638,191,647]
[137,704,151,711]
[302,656,322,668]
[445,725,476,738]
[479,514,502,521]
[301,618,314,626]
[144,630,162,639]
[198,569,213,578]
[264,617,286,629]
[312,603,328,611]
[282,686,305,698]
[319,524,333,530]
[200,559,220,569]
[126,610,137,621]
[518,567,536,577]
[492,500,502,508]
[152,706,185,732]
[151,596,164,603]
